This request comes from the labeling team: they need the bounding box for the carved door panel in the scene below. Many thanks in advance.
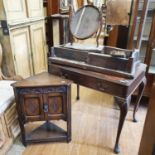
[3,0,27,24]
[29,21,47,74]
[10,27,33,78]
[21,94,44,122]
[26,0,43,18]
[44,92,67,120]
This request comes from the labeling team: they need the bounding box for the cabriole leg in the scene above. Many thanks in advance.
[114,96,131,154]
[133,77,146,122]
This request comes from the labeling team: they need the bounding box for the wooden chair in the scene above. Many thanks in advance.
[0,44,23,81]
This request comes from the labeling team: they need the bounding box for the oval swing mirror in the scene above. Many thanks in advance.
[70,5,102,40]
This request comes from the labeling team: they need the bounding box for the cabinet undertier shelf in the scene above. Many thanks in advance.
[148,66,155,74]
[25,121,68,144]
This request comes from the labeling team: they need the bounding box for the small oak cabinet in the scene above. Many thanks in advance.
[12,72,72,145]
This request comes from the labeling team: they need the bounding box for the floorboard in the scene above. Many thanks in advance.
[9,84,147,155]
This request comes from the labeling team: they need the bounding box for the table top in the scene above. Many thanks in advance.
[49,63,146,98]
[52,63,146,86]
[11,72,72,88]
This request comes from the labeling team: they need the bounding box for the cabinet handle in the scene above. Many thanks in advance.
[97,82,108,91]
[61,73,68,79]
[43,104,48,113]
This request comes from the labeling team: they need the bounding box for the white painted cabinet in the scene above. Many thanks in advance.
[0,0,44,25]
[27,0,44,18]
[6,21,47,78]
[0,0,47,78]
[10,27,33,78]
[2,0,27,24]
[30,21,47,74]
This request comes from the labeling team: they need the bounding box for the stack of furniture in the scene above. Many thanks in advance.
[0,81,20,155]
[48,5,147,153]
[0,44,21,154]
[0,0,47,79]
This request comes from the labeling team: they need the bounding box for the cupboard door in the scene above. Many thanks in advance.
[22,94,44,121]
[26,0,43,18]
[30,21,47,74]
[3,0,27,24]
[44,92,67,120]
[10,27,33,78]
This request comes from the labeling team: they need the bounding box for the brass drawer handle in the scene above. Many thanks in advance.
[99,87,106,91]
[64,73,68,78]
[97,83,108,91]
[61,73,68,79]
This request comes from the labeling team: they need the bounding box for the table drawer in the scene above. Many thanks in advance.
[49,64,127,97]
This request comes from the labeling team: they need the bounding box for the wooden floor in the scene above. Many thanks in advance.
[23,84,147,155]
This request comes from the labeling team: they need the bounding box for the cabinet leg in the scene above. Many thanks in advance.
[133,77,146,122]
[18,118,26,146]
[114,96,131,154]
[76,84,80,100]
[67,85,71,142]
[67,119,71,142]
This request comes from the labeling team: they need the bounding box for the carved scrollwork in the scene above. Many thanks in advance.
[18,86,67,94]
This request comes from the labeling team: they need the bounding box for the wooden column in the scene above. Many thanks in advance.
[77,0,84,7]
[144,10,155,74]
[138,84,155,155]
[136,0,149,49]
[127,0,140,49]
[47,0,59,16]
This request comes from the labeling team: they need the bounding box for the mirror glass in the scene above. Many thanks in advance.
[70,5,102,39]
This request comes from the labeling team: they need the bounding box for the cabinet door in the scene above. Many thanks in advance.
[30,21,47,74]
[21,94,44,122]
[44,92,67,120]
[10,27,33,78]
[3,0,27,24]
[26,0,43,18]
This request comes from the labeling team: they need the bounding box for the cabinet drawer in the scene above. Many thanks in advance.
[4,103,17,125]
[0,120,5,148]
[7,119,20,139]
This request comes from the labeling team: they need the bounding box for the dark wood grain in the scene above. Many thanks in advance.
[48,63,146,153]
[50,45,140,78]
[12,72,72,88]
[114,96,131,154]
[12,72,72,145]
[47,0,59,16]
[138,84,155,155]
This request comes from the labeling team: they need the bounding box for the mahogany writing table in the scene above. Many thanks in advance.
[48,62,146,153]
